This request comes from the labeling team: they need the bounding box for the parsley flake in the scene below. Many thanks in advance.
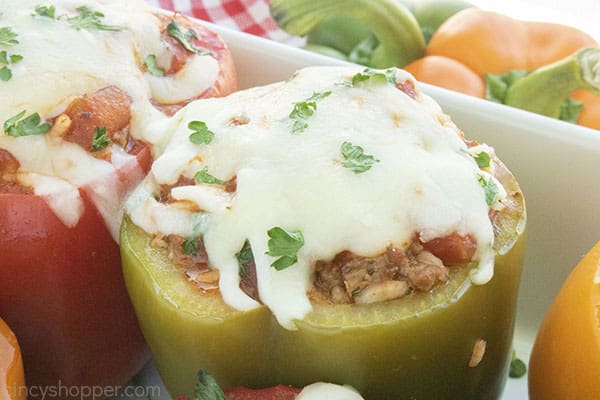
[9,54,23,63]
[350,68,397,86]
[4,111,51,137]
[236,239,254,277]
[341,141,380,173]
[192,370,227,400]
[0,50,23,82]
[477,174,499,206]
[194,167,226,185]
[473,151,491,169]
[34,5,56,18]
[91,126,109,152]
[509,350,527,378]
[289,91,331,133]
[181,238,199,256]
[144,54,164,77]
[265,227,304,271]
[188,121,214,144]
[66,6,124,31]
[0,27,19,47]
[0,66,11,81]
[166,20,210,56]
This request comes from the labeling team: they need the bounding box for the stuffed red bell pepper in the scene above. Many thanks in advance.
[0,0,236,397]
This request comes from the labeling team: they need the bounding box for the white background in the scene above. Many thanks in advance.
[468,0,600,42]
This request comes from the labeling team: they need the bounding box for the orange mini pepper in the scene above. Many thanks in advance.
[404,55,484,97]
[406,8,600,130]
[0,317,26,400]
[426,8,598,75]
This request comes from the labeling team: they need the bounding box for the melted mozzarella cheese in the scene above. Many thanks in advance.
[296,383,364,400]
[0,0,220,236]
[127,66,500,329]
[18,173,83,227]
[147,55,219,103]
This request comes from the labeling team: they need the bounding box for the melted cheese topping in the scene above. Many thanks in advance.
[127,66,502,330]
[0,0,220,237]
[296,383,364,400]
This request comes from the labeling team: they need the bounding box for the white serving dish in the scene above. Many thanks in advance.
[117,22,600,400]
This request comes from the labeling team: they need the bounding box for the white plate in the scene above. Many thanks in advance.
[117,22,600,400]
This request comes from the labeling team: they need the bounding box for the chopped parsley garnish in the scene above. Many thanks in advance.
[0,27,19,46]
[289,91,331,133]
[66,6,124,31]
[194,167,226,185]
[0,66,10,81]
[188,121,214,144]
[181,237,199,255]
[265,227,304,271]
[3,111,51,137]
[144,54,164,77]
[0,51,23,82]
[91,126,109,152]
[472,151,491,169]
[509,350,527,378]
[350,68,396,86]
[558,97,584,124]
[166,20,210,56]
[477,174,499,206]
[34,5,56,18]
[236,239,254,277]
[0,51,23,64]
[341,141,380,173]
[190,370,228,400]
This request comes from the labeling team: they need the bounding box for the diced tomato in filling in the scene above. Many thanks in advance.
[62,86,132,151]
[422,232,477,266]
[396,79,417,99]
[0,149,29,194]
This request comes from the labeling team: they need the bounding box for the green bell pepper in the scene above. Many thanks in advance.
[269,0,426,68]
[306,16,373,55]
[120,164,525,400]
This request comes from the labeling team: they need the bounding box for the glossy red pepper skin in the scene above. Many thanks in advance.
[0,147,152,399]
[224,386,302,400]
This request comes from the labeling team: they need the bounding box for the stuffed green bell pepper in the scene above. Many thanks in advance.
[121,66,526,400]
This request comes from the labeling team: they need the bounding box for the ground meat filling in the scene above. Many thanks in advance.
[151,174,478,305]
[151,175,238,292]
[314,238,464,305]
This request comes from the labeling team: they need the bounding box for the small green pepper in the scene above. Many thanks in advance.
[503,48,600,121]
[270,0,425,68]
[306,15,373,55]
[120,165,525,400]
[302,43,349,61]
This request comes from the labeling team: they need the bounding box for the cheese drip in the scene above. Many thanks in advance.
[127,66,500,329]
[0,0,219,236]
[296,383,364,400]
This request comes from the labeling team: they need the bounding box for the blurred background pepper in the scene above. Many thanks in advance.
[0,317,26,400]
[267,1,600,130]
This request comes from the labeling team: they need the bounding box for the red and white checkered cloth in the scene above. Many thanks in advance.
[145,0,302,45]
